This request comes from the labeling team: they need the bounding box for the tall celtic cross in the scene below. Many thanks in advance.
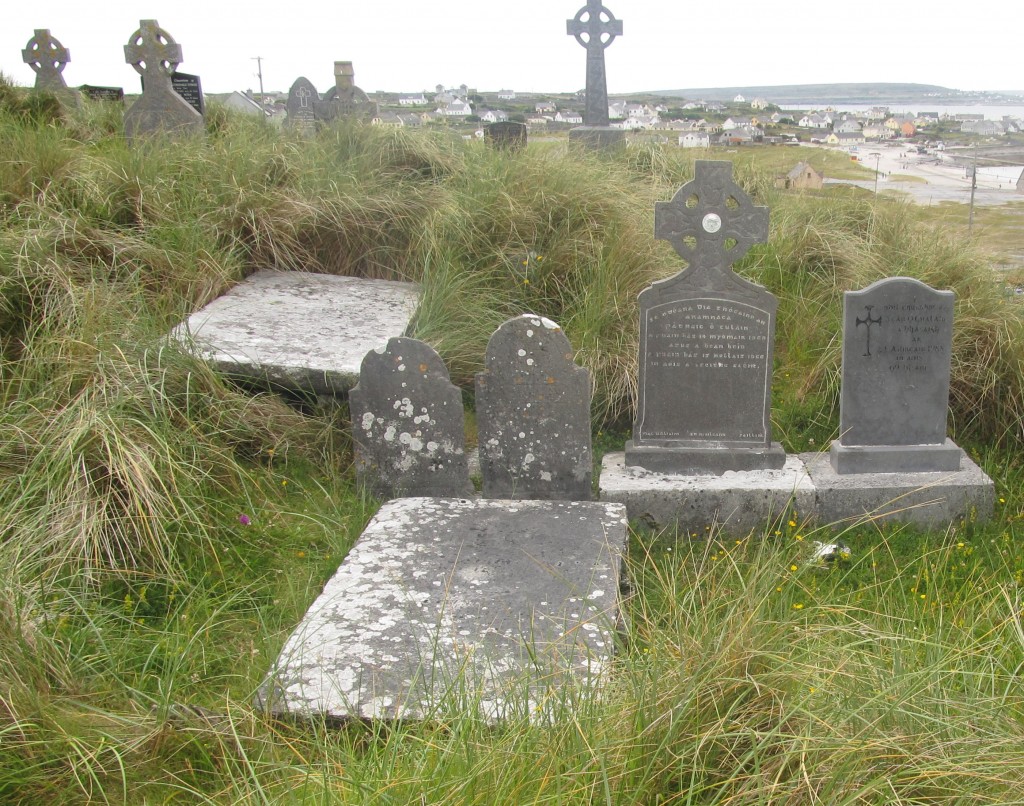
[123,20,203,140]
[22,29,70,92]
[566,0,622,127]
[654,161,769,286]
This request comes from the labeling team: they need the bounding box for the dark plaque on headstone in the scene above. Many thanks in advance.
[485,121,528,151]
[625,160,785,475]
[22,29,71,92]
[349,337,473,499]
[171,72,204,116]
[123,19,204,141]
[476,315,593,500]
[285,76,319,131]
[81,85,125,103]
[830,277,961,473]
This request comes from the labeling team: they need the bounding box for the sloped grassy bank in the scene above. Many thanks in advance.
[2,89,1024,803]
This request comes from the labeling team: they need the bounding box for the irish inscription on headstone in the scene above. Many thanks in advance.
[350,337,473,499]
[566,0,622,127]
[171,72,204,116]
[476,315,593,500]
[285,76,319,131]
[626,160,785,475]
[81,85,125,103]
[22,29,71,92]
[123,19,204,141]
[830,277,961,473]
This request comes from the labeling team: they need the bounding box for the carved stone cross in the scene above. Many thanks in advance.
[22,29,70,91]
[297,86,311,108]
[124,19,182,89]
[654,161,769,281]
[566,0,622,127]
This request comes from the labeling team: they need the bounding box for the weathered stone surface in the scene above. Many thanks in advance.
[485,121,527,151]
[123,19,204,140]
[318,61,378,122]
[173,270,420,396]
[567,126,625,150]
[286,76,319,131]
[476,315,592,500]
[626,160,785,475]
[22,29,71,92]
[259,497,629,722]
[566,0,622,128]
[350,338,472,499]
[601,452,813,533]
[803,451,993,526]
[831,277,960,473]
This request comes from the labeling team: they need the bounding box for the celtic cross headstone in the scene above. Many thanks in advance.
[22,29,72,92]
[566,0,622,127]
[318,61,377,122]
[123,19,204,140]
[625,160,786,475]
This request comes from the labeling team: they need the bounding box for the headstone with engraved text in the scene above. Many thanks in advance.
[81,85,125,103]
[830,277,961,473]
[285,76,319,131]
[625,160,785,475]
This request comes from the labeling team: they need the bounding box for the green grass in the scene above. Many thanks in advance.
[3,80,1024,802]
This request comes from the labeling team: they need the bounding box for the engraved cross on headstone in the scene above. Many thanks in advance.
[297,87,311,108]
[124,19,182,90]
[654,161,769,281]
[22,29,70,92]
[566,0,622,127]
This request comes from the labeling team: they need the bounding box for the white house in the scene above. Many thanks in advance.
[679,132,711,148]
[480,109,509,123]
[222,91,266,117]
[497,89,516,100]
[733,94,746,103]
[398,94,427,106]
[535,101,557,113]
[438,98,473,116]
[799,113,832,129]
[555,110,583,124]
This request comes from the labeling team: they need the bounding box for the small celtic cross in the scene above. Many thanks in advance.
[22,29,70,91]
[654,161,769,274]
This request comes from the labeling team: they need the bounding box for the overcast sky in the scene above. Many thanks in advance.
[3,1,1021,97]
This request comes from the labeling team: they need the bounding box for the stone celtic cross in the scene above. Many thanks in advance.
[22,29,70,91]
[566,0,622,127]
[654,161,768,283]
[124,19,183,89]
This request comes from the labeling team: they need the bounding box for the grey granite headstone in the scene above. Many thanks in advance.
[476,315,593,500]
[485,121,527,152]
[626,160,785,475]
[350,337,473,499]
[123,19,204,141]
[318,61,377,122]
[22,29,71,92]
[173,270,420,396]
[286,76,319,131]
[259,497,628,722]
[566,0,621,127]
[830,277,961,473]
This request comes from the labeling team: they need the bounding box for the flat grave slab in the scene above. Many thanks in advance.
[801,451,994,527]
[601,452,813,533]
[174,270,420,395]
[260,497,629,722]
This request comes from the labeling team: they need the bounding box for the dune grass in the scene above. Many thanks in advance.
[2,83,1024,802]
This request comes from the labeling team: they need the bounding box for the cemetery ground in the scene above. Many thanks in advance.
[4,88,1024,802]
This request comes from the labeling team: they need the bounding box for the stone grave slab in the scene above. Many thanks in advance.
[174,270,420,396]
[831,277,961,473]
[286,77,319,131]
[601,452,813,533]
[476,315,593,500]
[259,497,629,722]
[626,160,785,475]
[485,121,528,151]
[350,337,473,499]
[802,451,993,527]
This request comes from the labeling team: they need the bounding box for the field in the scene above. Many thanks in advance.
[3,85,1024,803]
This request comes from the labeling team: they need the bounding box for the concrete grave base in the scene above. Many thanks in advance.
[801,451,994,527]
[568,126,626,149]
[173,269,420,396]
[600,452,814,534]
[829,438,963,474]
[259,497,629,723]
[625,441,788,475]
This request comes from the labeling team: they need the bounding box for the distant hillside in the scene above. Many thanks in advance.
[646,83,956,105]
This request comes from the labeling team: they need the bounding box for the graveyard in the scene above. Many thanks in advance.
[4,49,1024,802]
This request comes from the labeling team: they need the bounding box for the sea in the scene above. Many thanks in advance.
[781,104,1024,120]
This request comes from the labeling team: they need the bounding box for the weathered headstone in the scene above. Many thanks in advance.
[171,71,204,116]
[485,121,528,152]
[123,19,204,140]
[285,76,319,131]
[350,337,473,499]
[476,315,592,500]
[625,160,785,474]
[566,0,625,148]
[21,29,71,92]
[830,277,961,473]
[260,497,628,722]
[318,61,377,122]
[81,85,125,103]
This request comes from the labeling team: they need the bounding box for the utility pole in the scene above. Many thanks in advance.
[871,152,882,194]
[251,56,265,109]
[968,143,978,234]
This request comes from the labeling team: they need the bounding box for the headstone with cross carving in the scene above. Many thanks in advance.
[625,160,786,475]
[123,19,204,141]
[565,0,625,149]
[285,77,319,132]
[830,277,961,473]
[22,29,78,102]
